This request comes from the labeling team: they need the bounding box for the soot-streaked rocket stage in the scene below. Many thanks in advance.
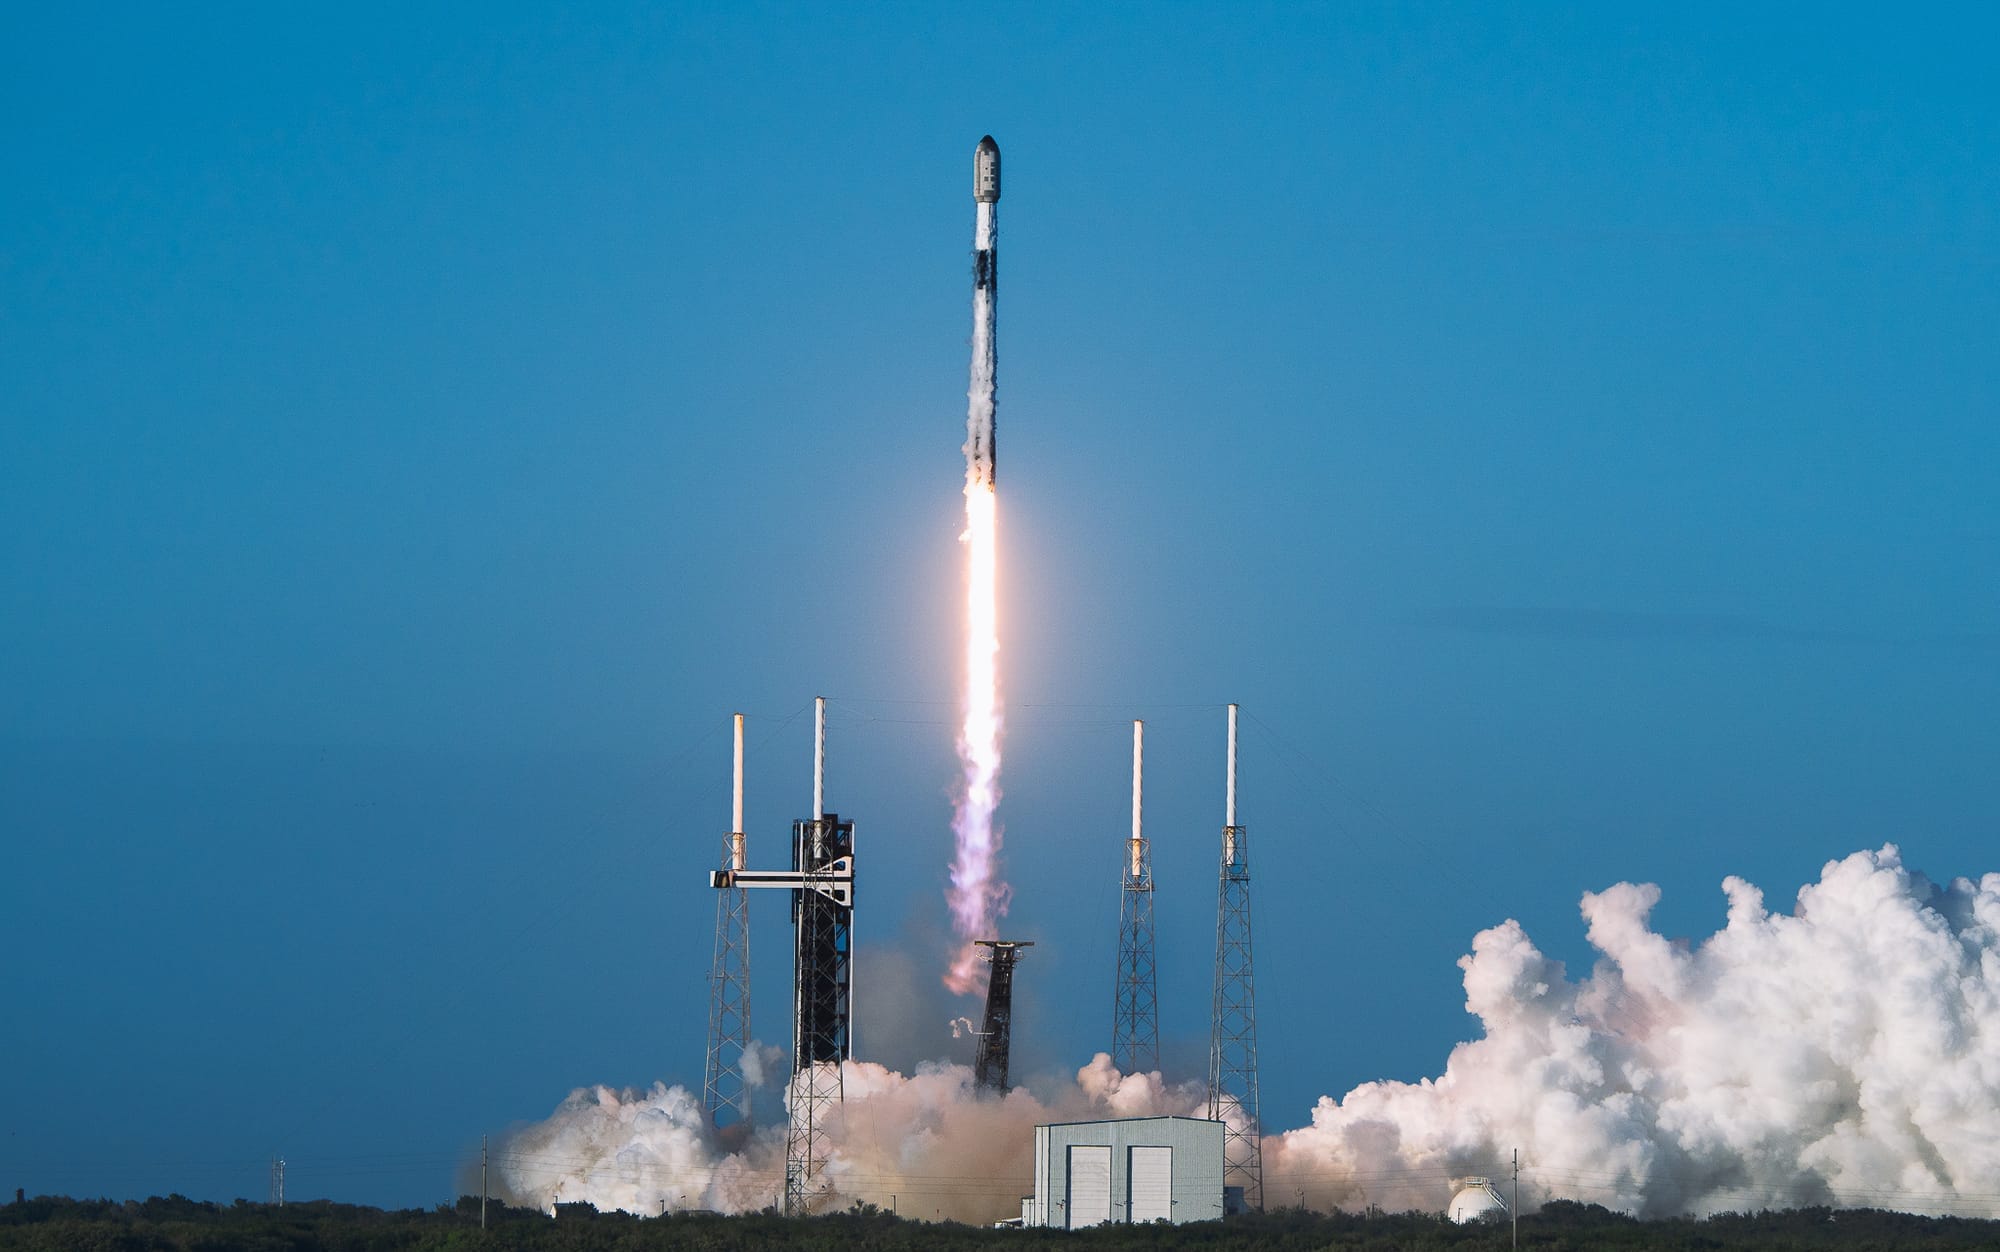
[947,136,1007,994]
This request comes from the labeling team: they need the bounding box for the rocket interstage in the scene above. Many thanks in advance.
[948,136,1007,994]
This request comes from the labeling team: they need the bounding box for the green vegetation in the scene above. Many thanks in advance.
[5,1194,2000,1250]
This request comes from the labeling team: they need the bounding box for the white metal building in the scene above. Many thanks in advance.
[1023,1116,1225,1228]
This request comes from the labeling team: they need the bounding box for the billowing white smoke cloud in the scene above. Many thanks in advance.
[500,847,2000,1221]
[494,1053,1202,1222]
[1269,845,2000,1217]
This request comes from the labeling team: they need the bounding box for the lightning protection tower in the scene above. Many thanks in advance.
[972,940,1032,1093]
[1111,719,1159,1075]
[706,698,855,1216]
[1207,703,1264,1211]
[703,713,752,1128]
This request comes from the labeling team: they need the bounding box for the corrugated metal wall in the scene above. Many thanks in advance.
[1128,1145,1172,1221]
[1032,1117,1225,1227]
[1067,1145,1112,1227]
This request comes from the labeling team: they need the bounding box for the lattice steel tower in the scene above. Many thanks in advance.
[1208,703,1264,1211]
[972,940,1032,1092]
[1111,719,1159,1075]
[703,713,752,1128]
[783,798,852,1215]
[706,698,855,1216]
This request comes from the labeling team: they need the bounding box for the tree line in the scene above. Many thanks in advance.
[6,1193,2000,1250]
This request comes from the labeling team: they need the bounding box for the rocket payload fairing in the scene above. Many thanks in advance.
[967,136,1000,486]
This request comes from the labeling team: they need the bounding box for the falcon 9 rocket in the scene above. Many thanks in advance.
[948,136,1007,993]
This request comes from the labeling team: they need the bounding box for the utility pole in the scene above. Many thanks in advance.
[480,1135,488,1229]
[1512,1148,1519,1250]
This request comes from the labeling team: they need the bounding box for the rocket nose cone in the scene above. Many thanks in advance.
[974,135,1001,202]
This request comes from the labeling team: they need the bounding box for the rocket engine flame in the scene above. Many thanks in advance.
[946,152,1007,993]
[947,449,1006,993]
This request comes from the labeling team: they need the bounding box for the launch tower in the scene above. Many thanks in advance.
[1207,703,1264,1210]
[784,802,853,1213]
[1110,720,1159,1075]
[703,713,752,1128]
[707,698,856,1214]
[972,940,1031,1092]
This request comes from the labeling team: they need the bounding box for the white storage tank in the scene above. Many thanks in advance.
[1448,1176,1509,1224]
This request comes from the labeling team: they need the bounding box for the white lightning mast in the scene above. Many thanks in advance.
[1111,719,1158,1074]
[1209,703,1264,1211]
[703,713,753,1126]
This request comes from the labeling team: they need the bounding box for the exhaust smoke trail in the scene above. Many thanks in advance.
[501,845,2000,1220]
[1266,845,2000,1217]
[946,137,1007,993]
[492,1053,1196,1222]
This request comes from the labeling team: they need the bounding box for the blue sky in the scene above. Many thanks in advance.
[4,1,1997,1209]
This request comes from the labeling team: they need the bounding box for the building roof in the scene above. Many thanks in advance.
[1035,1115,1225,1131]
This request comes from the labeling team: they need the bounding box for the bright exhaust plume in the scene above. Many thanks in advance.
[946,480,1005,993]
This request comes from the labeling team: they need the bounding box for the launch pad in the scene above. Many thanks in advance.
[691,135,1264,1221]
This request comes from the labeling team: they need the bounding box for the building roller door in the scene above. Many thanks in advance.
[1128,1145,1172,1222]
[1066,1144,1111,1228]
